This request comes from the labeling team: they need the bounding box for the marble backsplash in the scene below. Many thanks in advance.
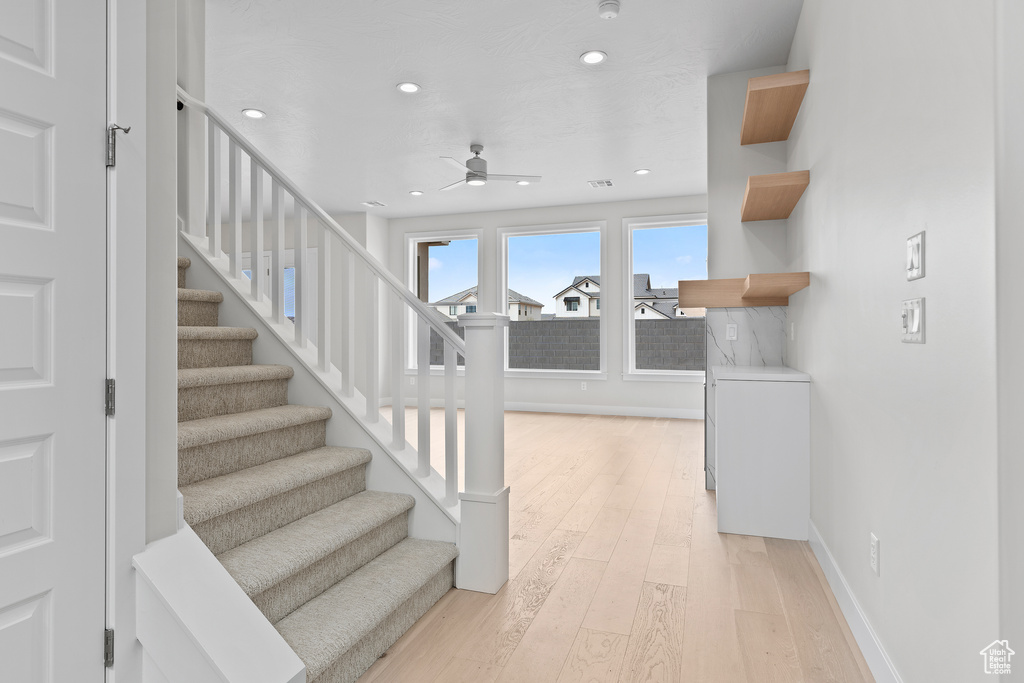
[706,307,788,367]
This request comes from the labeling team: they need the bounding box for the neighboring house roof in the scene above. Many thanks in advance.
[634,300,674,319]
[557,274,680,301]
[552,284,595,300]
[431,285,543,308]
[570,275,601,289]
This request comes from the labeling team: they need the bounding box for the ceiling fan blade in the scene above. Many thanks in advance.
[441,156,471,172]
[488,174,542,183]
[439,178,467,191]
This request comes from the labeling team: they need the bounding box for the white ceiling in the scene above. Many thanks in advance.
[206,0,803,219]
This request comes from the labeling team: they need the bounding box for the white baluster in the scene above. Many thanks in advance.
[271,180,286,324]
[317,229,331,372]
[227,140,242,278]
[391,292,406,449]
[207,122,221,257]
[341,248,355,397]
[444,341,458,505]
[294,207,307,347]
[417,315,431,477]
[365,272,380,423]
[249,162,264,300]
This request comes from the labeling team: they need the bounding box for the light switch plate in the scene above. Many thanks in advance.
[902,298,925,343]
[726,323,738,341]
[906,231,925,280]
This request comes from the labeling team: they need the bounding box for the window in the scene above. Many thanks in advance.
[596,298,600,310]
[624,214,708,376]
[501,223,603,373]
[466,305,477,313]
[406,230,481,370]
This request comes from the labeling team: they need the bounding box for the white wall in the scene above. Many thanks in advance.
[707,67,789,280]
[785,2,999,681]
[390,196,707,418]
[147,0,181,544]
[996,0,1024,666]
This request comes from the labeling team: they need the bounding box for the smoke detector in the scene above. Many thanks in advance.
[598,0,620,19]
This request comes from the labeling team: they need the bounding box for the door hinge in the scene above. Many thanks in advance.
[104,628,114,667]
[106,124,131,168]
[105,378,115,416]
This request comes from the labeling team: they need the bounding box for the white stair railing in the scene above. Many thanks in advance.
[176,89,509,555]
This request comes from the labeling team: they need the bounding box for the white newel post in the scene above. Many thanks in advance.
[456,312,510,594]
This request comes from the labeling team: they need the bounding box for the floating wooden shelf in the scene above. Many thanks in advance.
[678,272,810,308]
[740,70,810,145]
[741,171,810,222]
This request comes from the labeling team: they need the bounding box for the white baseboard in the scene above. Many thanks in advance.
[504,402,703,419]
[808,520,903,683]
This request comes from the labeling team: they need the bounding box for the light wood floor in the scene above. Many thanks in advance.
[359,412,874,683]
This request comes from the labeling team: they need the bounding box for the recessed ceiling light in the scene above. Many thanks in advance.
[580,50,607,65]
[516,180,531,186]
[397,82,421,93]
[634,168,651,175]
[409,190,424,196]
[242,108,266,119]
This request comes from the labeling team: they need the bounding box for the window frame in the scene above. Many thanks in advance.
[403,227,484,374]
[621,213,708,383]
[498,220,607,380]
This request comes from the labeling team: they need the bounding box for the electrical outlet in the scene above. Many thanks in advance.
[906,231,925,280]
[726,323,738,341]
[870,533,880,575]
[901,298,925,343]
[580,382,587,391]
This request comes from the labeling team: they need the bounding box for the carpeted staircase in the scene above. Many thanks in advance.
[176,256,458,683]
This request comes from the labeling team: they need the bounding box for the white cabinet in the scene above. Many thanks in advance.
[711,366,810,540]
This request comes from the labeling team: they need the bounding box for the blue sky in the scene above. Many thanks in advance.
[427,225,707,306]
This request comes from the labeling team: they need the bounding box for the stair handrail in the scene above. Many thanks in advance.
[176,86,466,354]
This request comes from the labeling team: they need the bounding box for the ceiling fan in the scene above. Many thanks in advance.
[438,144,542,191]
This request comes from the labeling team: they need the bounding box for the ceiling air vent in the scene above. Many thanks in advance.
[361,200,387,208]
[588,179,614,188]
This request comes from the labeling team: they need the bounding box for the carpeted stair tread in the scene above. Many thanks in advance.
[178,364,293,389]
[178,326,258,340]
[275,538,459,680]
[178,287,224,303]
[178,404,332,450]
[218,489,414,597]
[181,446,371,526]
[177,256,191,269]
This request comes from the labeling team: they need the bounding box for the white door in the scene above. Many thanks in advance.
[0,1,108,681]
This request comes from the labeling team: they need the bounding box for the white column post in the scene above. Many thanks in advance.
[456,312,509,594]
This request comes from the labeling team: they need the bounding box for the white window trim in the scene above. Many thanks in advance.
[403,227,484,370]
[622,212,708,381]
[497,220,607,378]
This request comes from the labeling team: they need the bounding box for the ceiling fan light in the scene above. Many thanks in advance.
[516,180,531,186]
[467,178,486,186]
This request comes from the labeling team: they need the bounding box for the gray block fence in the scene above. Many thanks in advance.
[429,317,705,372]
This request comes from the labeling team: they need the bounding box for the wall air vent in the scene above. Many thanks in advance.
[588,179,614,188]
[361,200,387,208]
